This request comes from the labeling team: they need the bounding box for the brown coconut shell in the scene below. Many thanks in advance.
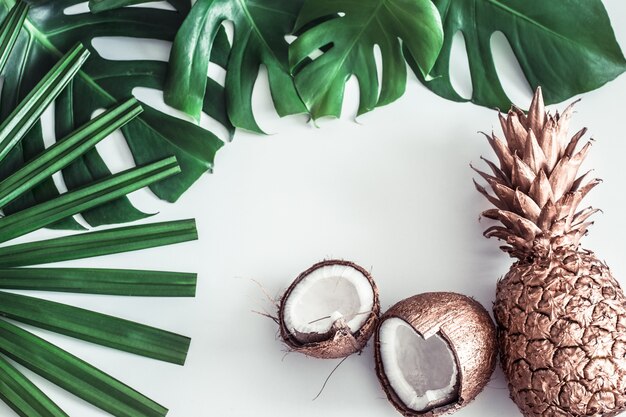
[375,292,497,416]
[279,259,380,359]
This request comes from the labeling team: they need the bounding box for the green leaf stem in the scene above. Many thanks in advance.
[0,291,191,364]
[0,0,26,74]
[0,219,198,267]
[0,98,142,208]
[0,43,89,163]
[0,319,169,417]
[0,267,196,296]
[0,156,180,243]
[0,355,68,417]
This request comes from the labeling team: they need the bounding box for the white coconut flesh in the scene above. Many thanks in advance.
[379,318,459,412]
[282,263,375,342]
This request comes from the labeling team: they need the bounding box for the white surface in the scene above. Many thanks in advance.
[2,1,626,416]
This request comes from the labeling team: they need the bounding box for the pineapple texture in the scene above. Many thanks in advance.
[475,88,626,416]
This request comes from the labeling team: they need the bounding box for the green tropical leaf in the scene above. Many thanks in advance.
[0,97,142,208]
[0,0,230,228]
[0,219,198,267]
[0,156,180,243]
[0,43,89,164]
[0,0,26,74]
[88,0,192,14]
[89,0,157,13]
[289,0,443,119]
[0,291,191,364]
[0,268,196,296]
[0,319,168,417]
[0,355,68,417]
[0,24,200,416]
[413,0,626,109]
[164,0,308,133]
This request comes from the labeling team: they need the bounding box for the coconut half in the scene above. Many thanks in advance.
[279,260,379,359]
[375,292,496,416]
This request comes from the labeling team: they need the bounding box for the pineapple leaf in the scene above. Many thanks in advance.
[164,0,308,133]
[0,290,191,364]
[0,319,168,417]
[413,0,626,109]
[0,156,180,243]
[0,267,196,296]
[289,0,443,120]
[0,355,68,417]
[0,97,142,208]
[0,219,197,267]
[0,0,230,228]
[0,0,26,74]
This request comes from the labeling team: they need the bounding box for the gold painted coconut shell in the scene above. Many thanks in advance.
[375,292,497,416]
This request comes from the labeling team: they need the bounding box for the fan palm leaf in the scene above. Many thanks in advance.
[0,5,198,417]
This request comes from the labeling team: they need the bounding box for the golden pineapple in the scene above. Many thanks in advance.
[475,88,626,416]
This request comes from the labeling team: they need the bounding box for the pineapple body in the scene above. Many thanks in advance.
[474,89,626,415]
[494,248,626,416]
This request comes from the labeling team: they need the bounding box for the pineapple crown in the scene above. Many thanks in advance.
[474,88,599,261]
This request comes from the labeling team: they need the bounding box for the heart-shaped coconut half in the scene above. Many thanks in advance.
[375,292,496,416]
[279,260,380,359]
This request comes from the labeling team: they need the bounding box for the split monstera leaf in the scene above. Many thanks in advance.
[0,0,229,228]
[0,7,197,417]
[165,0,626,121]
[1,0,624,221]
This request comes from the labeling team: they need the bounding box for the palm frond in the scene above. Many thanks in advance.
[0,5,200,416]
[0,267,196,296]
[0,0,27,74]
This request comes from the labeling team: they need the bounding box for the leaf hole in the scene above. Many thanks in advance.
[40,103,56,150]
[127,1,175,11]
[340,75,360,121]
[373,44,383,99]
[132,87,231,142]
[308,43,330,62]
[284,35,297,45]
[338,12,346,17]
[490,31,533,108]
[87,107,161,218]
[208,63,226,87]
[92,37,171,62]
[64,2,89,15]
[91,108,136,175]
[449,31,472,100]
[41,104,75,213]
[221,21,235,46]
[291,42,333,77]
[249,64,279,132]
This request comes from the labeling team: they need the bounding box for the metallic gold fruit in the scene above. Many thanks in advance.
[475,88,626,416]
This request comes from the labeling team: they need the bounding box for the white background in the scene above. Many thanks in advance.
[2,1,626,416]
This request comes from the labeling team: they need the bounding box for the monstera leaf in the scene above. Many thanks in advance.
[164,0,307,133]
[413,0,626,109]
[0,0,232,228]
[288,0,443,120]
